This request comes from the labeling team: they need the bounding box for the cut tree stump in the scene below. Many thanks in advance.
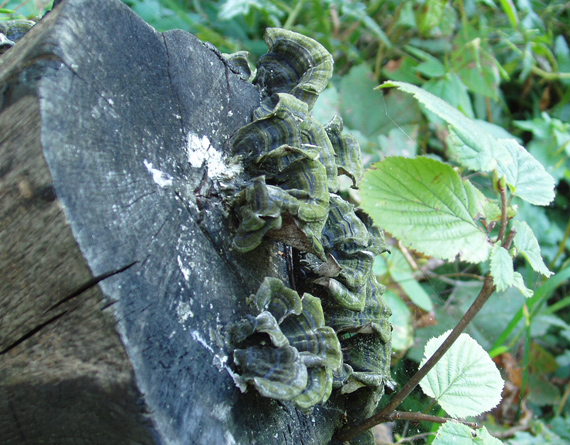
[0,0,344,443]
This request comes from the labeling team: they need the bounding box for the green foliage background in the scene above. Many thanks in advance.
[3,0,569,443]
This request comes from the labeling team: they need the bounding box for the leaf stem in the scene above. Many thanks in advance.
[531,66,570,81]
[518,304,532,419]
[283,0,305,29]
[549,216,570,269]
[335,275,496,442]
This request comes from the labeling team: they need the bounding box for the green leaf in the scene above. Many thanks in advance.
[490,266,570,352]
[490,245,514,292]
[377,125,419,158]
[513,221,553,277]
[433,423,503,445]
[415,58,447,78]
[424,74,475,118]
[360,156,491,263]
[513,272,534,298]
[382,57,421,84]
[419,0,447,37]
[378,81,511,171]
[454,45,502,100]
[507,430,568,445]
[312,86,339,126]
[380,249,434,311]
[499,0,518,28]
[419,331,504,418]
[341,68,421,138]
[528,374,561,407]
[343,7,391,47]
[495,139,556,206]
[408,285,526,363]
[384,290,413,352]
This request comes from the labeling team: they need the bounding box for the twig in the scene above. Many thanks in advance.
[392,432,436,444]
[335,275,496,442]
[387,411,479,428]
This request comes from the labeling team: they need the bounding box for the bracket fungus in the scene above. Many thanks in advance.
[232,277,342,411]
[229,28,393,444]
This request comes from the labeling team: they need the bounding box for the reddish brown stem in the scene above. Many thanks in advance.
[335,275,496,442]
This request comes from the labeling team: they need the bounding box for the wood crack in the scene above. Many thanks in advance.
[0,261,137,355]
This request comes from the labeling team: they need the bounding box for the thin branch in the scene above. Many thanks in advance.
[387,411,479,429]
[503,228,517,250]
[422,270,485,283]
[335,275,496,442]
[392,432,436,444]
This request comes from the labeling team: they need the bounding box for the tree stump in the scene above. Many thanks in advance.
[0,0,344,443]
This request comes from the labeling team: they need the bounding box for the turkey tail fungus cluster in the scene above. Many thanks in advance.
[229,28,394,444]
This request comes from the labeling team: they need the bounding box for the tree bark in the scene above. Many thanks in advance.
[0,0,343,443]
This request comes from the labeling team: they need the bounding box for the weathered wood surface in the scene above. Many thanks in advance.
[0,0,344,443]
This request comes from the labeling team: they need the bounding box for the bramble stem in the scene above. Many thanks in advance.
[336,171,511,442]
[335,275,496,442]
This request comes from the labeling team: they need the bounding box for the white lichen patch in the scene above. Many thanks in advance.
[211,403,232,422]
[224,431,237,445]
[176,301,194,327]
[191,330,215,354]
[177,255,191,281]
[226,366,247,393]
[186,132,242,181]
[144,159,174,187]
[190,326,247,392]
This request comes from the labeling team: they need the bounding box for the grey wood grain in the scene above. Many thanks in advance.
[0,0,344,443]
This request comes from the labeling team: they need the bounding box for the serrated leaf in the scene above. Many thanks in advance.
[496,139,556,206]
[379,82,555,203]
[424,75,475,118]
[513,272,534,298]
[378,81,511,171]
[360,157,491,263]
[419,331,504,418]
[490,245,514,292]
[434,423,503,445]
[513,221,553,277]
